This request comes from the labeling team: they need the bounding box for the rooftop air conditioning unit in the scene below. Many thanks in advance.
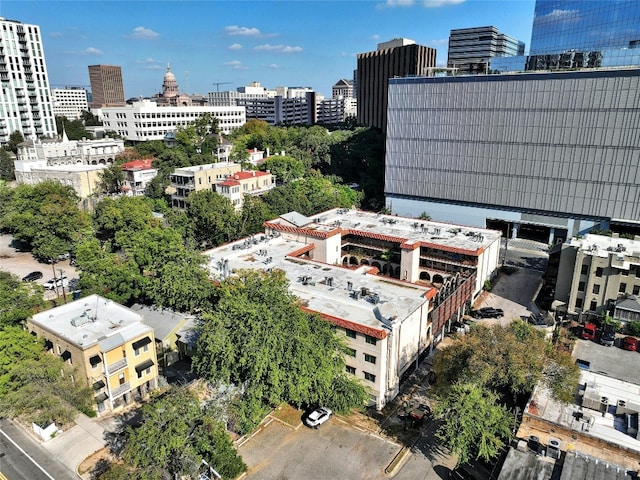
[547,438,561,459]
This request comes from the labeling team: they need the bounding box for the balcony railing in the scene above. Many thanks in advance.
[110,381,131,399]
[106,357,128,373]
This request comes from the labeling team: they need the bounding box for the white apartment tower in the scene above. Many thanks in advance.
[0,17,57,143]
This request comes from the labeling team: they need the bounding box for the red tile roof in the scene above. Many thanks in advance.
[120,158,155,170]
[299,307,387,340]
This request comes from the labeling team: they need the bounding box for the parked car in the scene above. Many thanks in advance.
[581,323,597,341]
[304,407,332,428]
[22,271,43,282]
[43,276,68,290]
[600,323,616,347]
[622,336,638,351]
[471,307,504,319]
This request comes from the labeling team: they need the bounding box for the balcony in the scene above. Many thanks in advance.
[110,381,131,399]
[106,357,128,373]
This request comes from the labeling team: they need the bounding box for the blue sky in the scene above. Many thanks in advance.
[1,0,535,98]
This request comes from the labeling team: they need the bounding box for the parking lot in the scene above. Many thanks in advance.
[0,233,78,301]
[238,415,403,480]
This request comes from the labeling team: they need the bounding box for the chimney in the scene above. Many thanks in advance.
[253,147,257,153]
[266,147,270,157]
[252,171,256,176]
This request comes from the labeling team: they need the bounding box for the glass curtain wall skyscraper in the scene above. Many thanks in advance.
[491,0,640,72]
[528,0,640,70]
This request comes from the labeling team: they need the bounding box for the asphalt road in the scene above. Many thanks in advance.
[0,419,76,480]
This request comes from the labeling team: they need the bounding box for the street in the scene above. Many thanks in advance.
[0,419,76,480]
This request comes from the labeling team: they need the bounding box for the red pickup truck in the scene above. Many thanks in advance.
[582,323,597,341]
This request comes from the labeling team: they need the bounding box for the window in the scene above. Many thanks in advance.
[346,348,356,357]
[364,354,376,364]
[592,284,600,294]
[578,281,585,292]
[589,301,597,311]
[345,329,356,339]
[595,267,603,278]
[581,264,588,275]
[364,372,376,382]
[365,335,377,345]
[575,298,583,309]
[134,343,149,356]
[620,283,627,293]
[345,365,356,375]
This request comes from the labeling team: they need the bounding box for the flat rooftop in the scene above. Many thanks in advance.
[174,162,238,174]
[205,235,431,334]
[271,208,501,253]
[565,233,640,258]
[573,339,640,385]
[31,294,151,350]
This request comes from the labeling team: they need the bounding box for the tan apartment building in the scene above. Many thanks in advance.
[27,295,158,414]
[214,170,275,209]
[169,162,241,209]
[551,234,640,317]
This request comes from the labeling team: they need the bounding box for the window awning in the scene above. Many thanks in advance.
[89,355,102,366]
[135,359,155,373]
[132,336,152,350]
[61,350,71,361]
[95,392,109,403]
[93,380,105,390]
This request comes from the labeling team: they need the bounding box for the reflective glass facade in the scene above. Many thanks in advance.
[528,0,640,70]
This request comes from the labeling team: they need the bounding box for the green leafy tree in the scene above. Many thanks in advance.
[185,190,238,248]
[435,383,512,465]
[6,130,24,154]
[55,116,92,140]
[4,181,89,260]
[93,196,155,244]
[175,113,219,157]
[0,271,46,327]
[80,110,102,126]
[100,387,245,480]
[259,155,305,185]
[237,196,271,238]
[193,270,368,434]
[0,149,15,181]
[97,161,126,194]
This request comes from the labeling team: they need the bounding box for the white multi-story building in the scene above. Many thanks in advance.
[214,170,275,209]
[51,87,89,120]
[99,99,246,142]
[120,158,158,196]
[0,17,57,143]
[205,208,501,409]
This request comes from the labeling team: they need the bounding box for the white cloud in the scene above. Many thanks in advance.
[84,47,103,55]
[426,38,449,47]
[225,60,248,70]
[266,63,280,69]
[225,25,261,36]
[253,44,302,53]
[228,43,242,50]
[384,0,415,6]
[539,8,579,19]
[128,26,160,40]
[371,34,381,40]
[50,31,64,38]
[422,0,465,6]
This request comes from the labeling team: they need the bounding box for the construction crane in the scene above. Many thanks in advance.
[212,82,232,92]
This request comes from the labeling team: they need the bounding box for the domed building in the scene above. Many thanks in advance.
[162,64,179,99]
[156,64,192,106]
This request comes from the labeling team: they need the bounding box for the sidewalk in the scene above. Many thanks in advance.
[41,413,114,478]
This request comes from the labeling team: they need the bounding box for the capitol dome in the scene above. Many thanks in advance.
[162,63,179,98]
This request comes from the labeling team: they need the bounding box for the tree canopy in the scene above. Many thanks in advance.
[193,269,368,434]
[0,271,46,327]
[96,387,246,480]
[3,181,89,260]
[431,320,581,464]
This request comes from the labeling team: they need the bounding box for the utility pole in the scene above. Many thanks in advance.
[58,268,67,303]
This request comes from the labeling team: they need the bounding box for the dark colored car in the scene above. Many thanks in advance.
[22,271,43,282]
[622,336,638,351]
[471,307,504,319]
[600,324,616,347]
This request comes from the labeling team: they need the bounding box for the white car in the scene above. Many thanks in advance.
[43,276,68,290]
[304,407,333,428]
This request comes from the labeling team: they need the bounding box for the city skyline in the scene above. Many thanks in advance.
[0,0,534,98]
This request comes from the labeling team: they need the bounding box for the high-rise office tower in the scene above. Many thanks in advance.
[492,0,640,72]
[0,17,57,143]
[527,0,640,70]
[357,38,436,132]
[88,64,125,108]
[447,26,524,74]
